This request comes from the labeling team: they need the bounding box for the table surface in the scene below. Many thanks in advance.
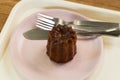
[0,0,120,31]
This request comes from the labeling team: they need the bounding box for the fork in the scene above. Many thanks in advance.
[36,13,120,36]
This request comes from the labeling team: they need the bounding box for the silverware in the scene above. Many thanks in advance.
[23,13,120,40]
[23,28,48,40]
[36,13,120,36]
[23,24,120,40]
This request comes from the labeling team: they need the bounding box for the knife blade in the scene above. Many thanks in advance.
[23,28,48,40]
[23,24,120,40]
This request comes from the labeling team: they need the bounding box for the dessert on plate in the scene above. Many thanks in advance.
[47,24,77,63]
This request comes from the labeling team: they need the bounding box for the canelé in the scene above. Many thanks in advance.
[46,24,77,63]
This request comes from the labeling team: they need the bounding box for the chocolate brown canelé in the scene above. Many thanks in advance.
[46,24,77,63]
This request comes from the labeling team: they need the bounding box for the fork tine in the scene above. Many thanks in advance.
[38,13,54,20]
[36,15,55,30]
[36,13,56,31]
[36,17,55,29]
[36,20,54,28]
[37,17,55,24]
[36,23,52,31]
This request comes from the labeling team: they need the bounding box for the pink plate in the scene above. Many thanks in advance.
[10,9,103,80]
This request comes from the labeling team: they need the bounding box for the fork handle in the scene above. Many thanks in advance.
[74,25,120,37]
[77,29,120,37]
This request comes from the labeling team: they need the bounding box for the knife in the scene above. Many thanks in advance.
[23,22,120,40]
[23,28,48,40]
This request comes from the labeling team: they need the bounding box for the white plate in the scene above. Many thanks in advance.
[0,0,120,80]
[10,9,103,80]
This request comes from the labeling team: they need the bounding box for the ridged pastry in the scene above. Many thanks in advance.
[46,24,77,63]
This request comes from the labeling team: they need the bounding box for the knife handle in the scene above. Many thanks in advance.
[75,24,120,37]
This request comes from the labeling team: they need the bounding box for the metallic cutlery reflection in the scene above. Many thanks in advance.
[23,26,120,40]
[36,13,120,36]
[23,13,120,40]
[23,28,48,40]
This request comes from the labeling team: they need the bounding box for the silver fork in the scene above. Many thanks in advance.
[36,13,120,36]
